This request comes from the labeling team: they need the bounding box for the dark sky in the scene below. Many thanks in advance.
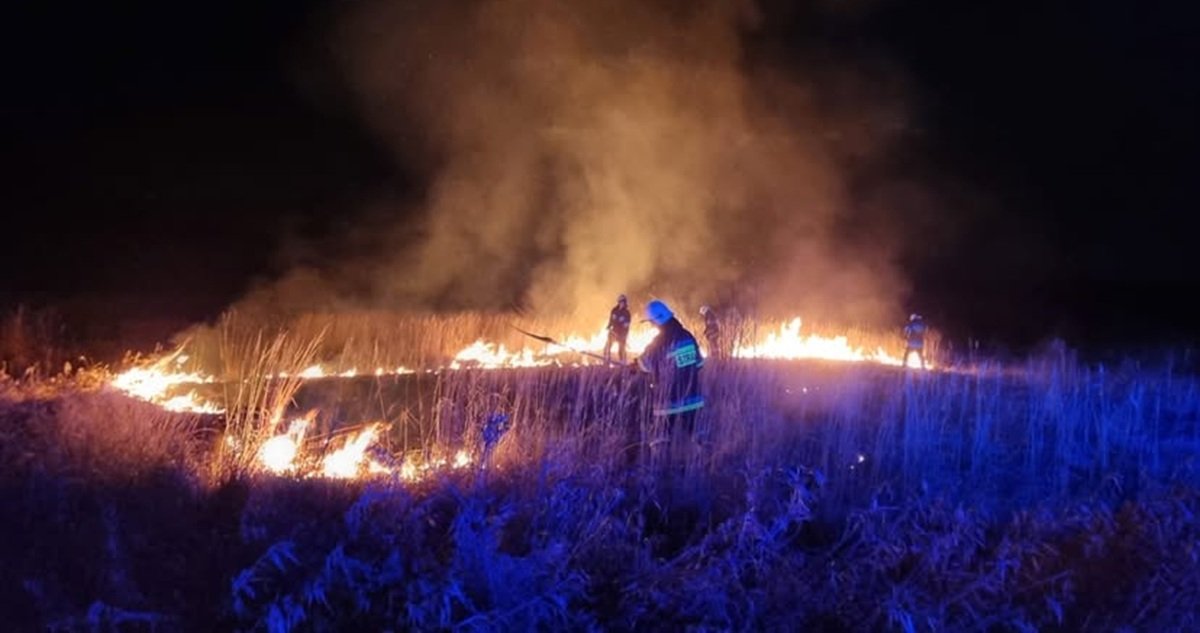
[2,0,1198,351]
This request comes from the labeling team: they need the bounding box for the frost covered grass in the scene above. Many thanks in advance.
[2,344,1199,630]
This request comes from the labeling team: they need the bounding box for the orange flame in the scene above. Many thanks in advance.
[450,341,549,369]
[732,318,920,367]
[321,424,383,479]
[109,355,223,414]
[398,449,473,482]
[259,416,311,474]
[109,315,929,480]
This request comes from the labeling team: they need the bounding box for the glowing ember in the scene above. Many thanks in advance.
[395,450,474,482]
[322,424,383,479]
[297,365,326,379]
[259,417,311,474]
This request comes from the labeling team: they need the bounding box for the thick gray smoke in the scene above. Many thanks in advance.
[261,0,916,325]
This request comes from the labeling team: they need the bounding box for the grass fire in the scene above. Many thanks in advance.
[4,0,1199,629]
[4,305,1199,630]
[107,311,929,481]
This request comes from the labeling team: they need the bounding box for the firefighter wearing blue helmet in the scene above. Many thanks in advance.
[636,299,705,436]
[903,313,927,369]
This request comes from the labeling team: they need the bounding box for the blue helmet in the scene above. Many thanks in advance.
[646,299,674,325]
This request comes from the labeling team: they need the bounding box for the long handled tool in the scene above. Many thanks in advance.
[510,324,631,367]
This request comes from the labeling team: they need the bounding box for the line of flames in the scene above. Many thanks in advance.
[255,414,474,481]
[109,317,925,480]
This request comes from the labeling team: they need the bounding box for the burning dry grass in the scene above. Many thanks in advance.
[170,308,936,377]
[100,308,940,482]
[3,323,1199,629]
[215,316,328,478]
[177,310,530,374]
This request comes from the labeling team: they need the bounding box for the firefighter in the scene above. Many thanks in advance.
[637,299,705,437]
[605,294,632,363]
[699,305,722,359]
[903,313,927,369]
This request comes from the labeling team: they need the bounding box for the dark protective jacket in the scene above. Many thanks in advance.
[637,317,705,415]
[904,320,927,349]
[608,304,631,336]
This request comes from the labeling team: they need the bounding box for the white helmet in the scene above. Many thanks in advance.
[646,299,674,325]
[700,305,710,315]
[910,313,921,321]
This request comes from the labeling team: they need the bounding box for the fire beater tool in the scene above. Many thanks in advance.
[509,324,632,368]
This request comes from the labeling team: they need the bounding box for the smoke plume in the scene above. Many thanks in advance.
[258,0,917,325]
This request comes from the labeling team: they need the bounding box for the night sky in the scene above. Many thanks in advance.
[2,0,1198,352]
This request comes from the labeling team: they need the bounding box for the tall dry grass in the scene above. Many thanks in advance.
[6,311,1200,629]
[173,308,936,377]
[212,311,328,478]
[178,310,557,373]
[343,350,1197,517]
[137,308,1197,511]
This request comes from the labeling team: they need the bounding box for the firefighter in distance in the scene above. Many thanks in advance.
[903,313,928,369]
[605,294,632,364]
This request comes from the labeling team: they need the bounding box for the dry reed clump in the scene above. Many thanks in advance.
[212,312,327,479]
